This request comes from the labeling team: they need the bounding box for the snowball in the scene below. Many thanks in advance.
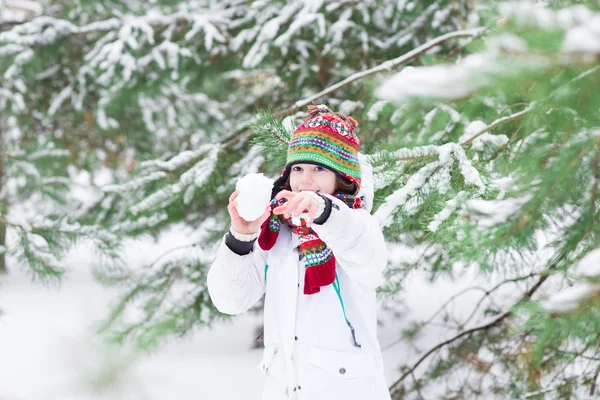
[235,173,274,222]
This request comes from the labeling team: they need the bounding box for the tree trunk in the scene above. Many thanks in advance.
[0,116,6,274]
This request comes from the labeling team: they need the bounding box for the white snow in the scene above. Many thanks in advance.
[498,2,594,30]
[102,171,168,193]
[367,100,387,121]
[572,249,600,280]
[376,55,497,100]
[542,283,600,313]
[562,15,600,54]
[375,161,441,227]
[27,148,71,160]
[462,195,533,228]
[428,191,468,232]
[485,33,528,55]
[460,120,487,142]
[0,0,41,23]
[235,173,274,222]
[542,249,600,312]
[0,240,266,400]
[228,145,265,177]
[460,120,510,151]
[0,227,535,400]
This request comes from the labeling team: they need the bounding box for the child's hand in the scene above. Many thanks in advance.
[273,190,320,227]
[228,190,272,235]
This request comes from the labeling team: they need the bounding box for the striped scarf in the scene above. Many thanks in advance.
[258,193,364,295]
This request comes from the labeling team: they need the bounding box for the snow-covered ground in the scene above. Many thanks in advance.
[0,227,526,400]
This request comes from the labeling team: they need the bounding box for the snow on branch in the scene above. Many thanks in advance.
[375,0,444,49]
[461,196,533,228]
[0,7,237,119]
[102,171,168,193]
[227,145,265,186]
[26,148,70,160]
[373,142,487,228]
[460,104,535,147]
[0,7,237,47]
[428,190,468,232]
[562,14,600,55]
[110,213,169,234]
[374,161,441,228]
[139,144,214,172]
[498,2,595,30]
[130,145,221,215]
[376,54,505,101]
[222,27,486,147]
[542,249,600,313]
[1,214,123,279]
[376,7,599,103]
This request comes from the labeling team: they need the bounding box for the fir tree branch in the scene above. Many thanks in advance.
[459,272,537,329]
[0,9,235,47]
[145,242,198,272]
[382,272,537,352]
[460,103,535,146]
[221,28,487,147]
[389,265,555,394]
[397,154,438,162]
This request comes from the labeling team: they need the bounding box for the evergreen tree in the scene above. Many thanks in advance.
[0,0,121,276]
[6,0,600,398]
[374,1,600,398]
[0,0,471,343]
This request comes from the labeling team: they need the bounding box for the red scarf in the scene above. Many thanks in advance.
[258,193,364,295]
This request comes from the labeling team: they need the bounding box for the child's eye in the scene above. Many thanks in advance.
[292,166,303,172]
[315,166,324,171]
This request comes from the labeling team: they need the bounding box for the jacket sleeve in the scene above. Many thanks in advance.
[206,234,267,315]
[310,195,387,289]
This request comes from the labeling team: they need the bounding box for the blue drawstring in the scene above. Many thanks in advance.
[264,264,269,285]
[333,273,362,348]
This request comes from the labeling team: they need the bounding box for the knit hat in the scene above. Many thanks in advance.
[285,104,361,183]
[269,105,362,199]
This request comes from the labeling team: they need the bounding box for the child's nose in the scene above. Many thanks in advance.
[302,173,313,185]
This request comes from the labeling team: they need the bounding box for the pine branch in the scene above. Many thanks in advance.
[388,265,555,394]
[460,103,536,146]
[382,272,537,352]
[0,9,235,47]
[220,28,487,147]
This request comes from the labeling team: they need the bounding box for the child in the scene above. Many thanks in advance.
[207,105,390,400]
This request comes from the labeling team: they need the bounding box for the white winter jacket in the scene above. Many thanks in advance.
[207,157,391,400]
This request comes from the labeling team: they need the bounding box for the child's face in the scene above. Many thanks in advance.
[289,163,337,195]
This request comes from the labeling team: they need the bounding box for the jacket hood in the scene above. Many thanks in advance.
[356,153,374,213]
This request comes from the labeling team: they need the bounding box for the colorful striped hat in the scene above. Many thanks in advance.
[284,105,361,186]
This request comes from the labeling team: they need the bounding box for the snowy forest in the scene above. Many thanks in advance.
[1,0,600,398]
